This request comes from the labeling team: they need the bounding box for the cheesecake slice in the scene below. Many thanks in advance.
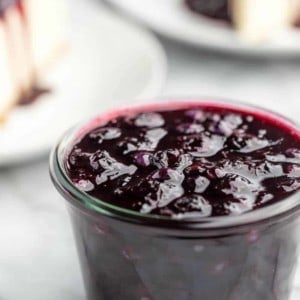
[185,0,300,43]
[24,0,67,76]
[231,0,294,43]
[0,0,66,121]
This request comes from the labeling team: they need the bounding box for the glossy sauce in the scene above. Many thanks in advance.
[66,104,300,217]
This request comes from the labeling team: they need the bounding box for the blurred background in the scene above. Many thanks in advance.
[0,0,300,299]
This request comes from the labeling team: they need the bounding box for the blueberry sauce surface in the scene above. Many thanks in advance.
[65,104,300,218]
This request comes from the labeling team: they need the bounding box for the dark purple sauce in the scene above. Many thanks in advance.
[294,17,300,28]
[18,86,51,105]
[65,104,300,218]
[184,0,231,22]
[0,0,17,15]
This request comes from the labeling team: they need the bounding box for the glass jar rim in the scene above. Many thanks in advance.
[50,97,300,231]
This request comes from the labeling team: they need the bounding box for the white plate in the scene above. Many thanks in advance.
[0,0,167,166]
[107,0,300,57]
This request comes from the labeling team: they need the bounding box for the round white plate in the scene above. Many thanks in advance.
[107,0,300,57]
[0,0,167,166]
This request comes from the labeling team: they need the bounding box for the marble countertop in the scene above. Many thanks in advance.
[1,3,300,299]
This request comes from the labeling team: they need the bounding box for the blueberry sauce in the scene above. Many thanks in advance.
[184,0,231,22]
[65,103,300,218]
[18,86,51,105]
[0,0,16,14]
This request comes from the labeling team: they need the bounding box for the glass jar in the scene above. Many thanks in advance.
[50,99,300,300]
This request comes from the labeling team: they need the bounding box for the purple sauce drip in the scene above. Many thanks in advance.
[0,0,17,15]
[65,106,300,218]
[18,86,51,106]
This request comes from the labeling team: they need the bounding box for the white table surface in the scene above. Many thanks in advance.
[1,2,300,299]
